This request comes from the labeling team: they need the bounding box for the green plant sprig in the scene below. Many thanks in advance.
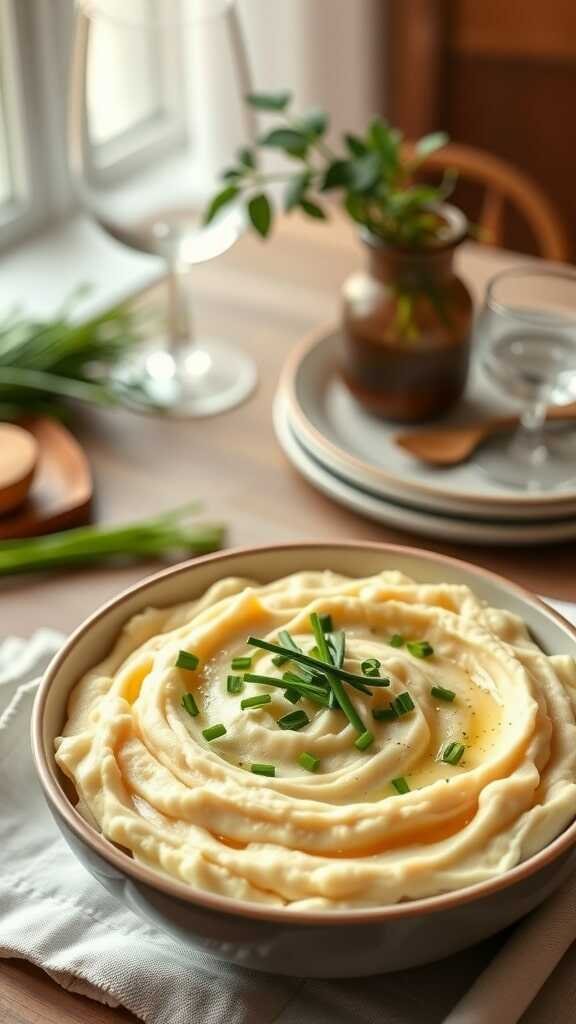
[0,505,225,576]
[0,290,160,419]
[205,91,455,246]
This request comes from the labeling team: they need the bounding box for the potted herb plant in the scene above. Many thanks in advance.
[205,91,473,422]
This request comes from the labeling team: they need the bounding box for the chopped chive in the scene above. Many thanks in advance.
[361,658,381,677]
[309,645,320,659]
[298,751,320,772]
[251,763,276,777]
[272,629,301,667]
[354,730,374,751]
[328,630,346,667]
[406,640,434,658]
[245,672,328,703]
[247,635,380,690]
[277,709,310,731]
[231,655,252,671]
[372,705,398,721]
[389,634,405,648]
[240,693,272,710]
[431,685,455,703]
[309,613,366,735]
[441,741,465,766]
[227,674,243,694]
[176,650,199,671]
[391,776,410,795]
[181,692,199,717]
[284,687,301,704]
[328,688,338,709]
[392,691,415,716]
[202,723,226,741]
[282,668,319,687]
[318,613,333,633]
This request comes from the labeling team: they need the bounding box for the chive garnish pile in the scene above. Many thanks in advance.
[174,617,467,787]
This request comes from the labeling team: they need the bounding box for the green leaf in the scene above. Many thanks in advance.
[349,152,382,193]
[246,90,292,111]
[299,108,328,137]
[258,128,308,157]
[345,133,367,157]
[284,171,311,212]
[344,193,367,225]
[367,117,400,169]
[320,160,352,191]
[237,147,256,170]
[248,193,272,238]
[299,199,326,220]
[203,185,239,225]
[221,167,243,181]
[415,131,449,159]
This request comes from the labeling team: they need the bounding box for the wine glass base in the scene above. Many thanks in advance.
[111,337,257,417]
[475,433,576,491]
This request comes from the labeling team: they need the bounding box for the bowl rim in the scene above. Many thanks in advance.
[32,539,576,926]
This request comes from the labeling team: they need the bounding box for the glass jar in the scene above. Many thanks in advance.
[341,205,473,422]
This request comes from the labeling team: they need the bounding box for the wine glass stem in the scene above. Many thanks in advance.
[167,250,193,362]
[509,397,549,469]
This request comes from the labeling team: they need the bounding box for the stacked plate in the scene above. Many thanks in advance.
[274,326,576,545]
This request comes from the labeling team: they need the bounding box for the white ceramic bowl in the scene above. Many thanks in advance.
[32,542,576,977]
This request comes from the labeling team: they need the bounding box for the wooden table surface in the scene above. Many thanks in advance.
[2,215,575,1023]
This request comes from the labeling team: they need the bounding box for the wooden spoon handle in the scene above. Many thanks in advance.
[485,402,576,438]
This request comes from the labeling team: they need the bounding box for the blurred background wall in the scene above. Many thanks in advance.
[386,0,576,259]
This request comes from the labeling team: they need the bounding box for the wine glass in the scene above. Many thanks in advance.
[69,0,258,416]
[475,266,576,490]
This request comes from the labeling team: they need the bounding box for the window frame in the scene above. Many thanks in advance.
[0,0,189,252]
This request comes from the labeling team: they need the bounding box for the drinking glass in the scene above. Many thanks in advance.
[475,267,576,490]
[69,0,257,416]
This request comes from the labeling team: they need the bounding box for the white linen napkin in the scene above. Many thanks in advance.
[0,601,574,1024]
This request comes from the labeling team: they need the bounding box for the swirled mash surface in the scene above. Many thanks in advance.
[55,571,576,908]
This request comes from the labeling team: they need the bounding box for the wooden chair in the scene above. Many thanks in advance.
[405,141,570,262]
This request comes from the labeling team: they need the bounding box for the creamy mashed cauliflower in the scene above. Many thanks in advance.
[55,570,576,909]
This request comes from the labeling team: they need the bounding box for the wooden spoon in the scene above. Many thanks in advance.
[395,403,576,467]
[0,423,39,514]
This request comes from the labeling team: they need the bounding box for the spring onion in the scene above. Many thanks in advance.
[251,763,276,777]
[361,658,381,677]
[202,723,226,741]
[431,685,455,703]
[244,672,329,704]
[354,730,374,751]
[318,613,333,633]
[284,687,301,704]
[310,612,366,735]
[247,635,384,691]
[277,710,310,731]
[0,505,225,576]
[227,675,243,694]
[298,751,320,772]
[372,705,398,722]
[406,640,434,658]
[441,741,465,766]
[391,776,410,794]
[240,693,272,710]
[389,634,405,648]
[272,630,302,667]
[176,650,199,671]
[392,692,415,716]
[231,656,252,671]
[181,693,199,717]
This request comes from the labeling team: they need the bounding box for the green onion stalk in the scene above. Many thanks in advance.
[0,505,225,576]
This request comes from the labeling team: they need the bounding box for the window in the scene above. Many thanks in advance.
[0,0,184,252]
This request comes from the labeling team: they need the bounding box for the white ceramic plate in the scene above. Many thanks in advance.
[274,394,576,546]
[281,326,576,521]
